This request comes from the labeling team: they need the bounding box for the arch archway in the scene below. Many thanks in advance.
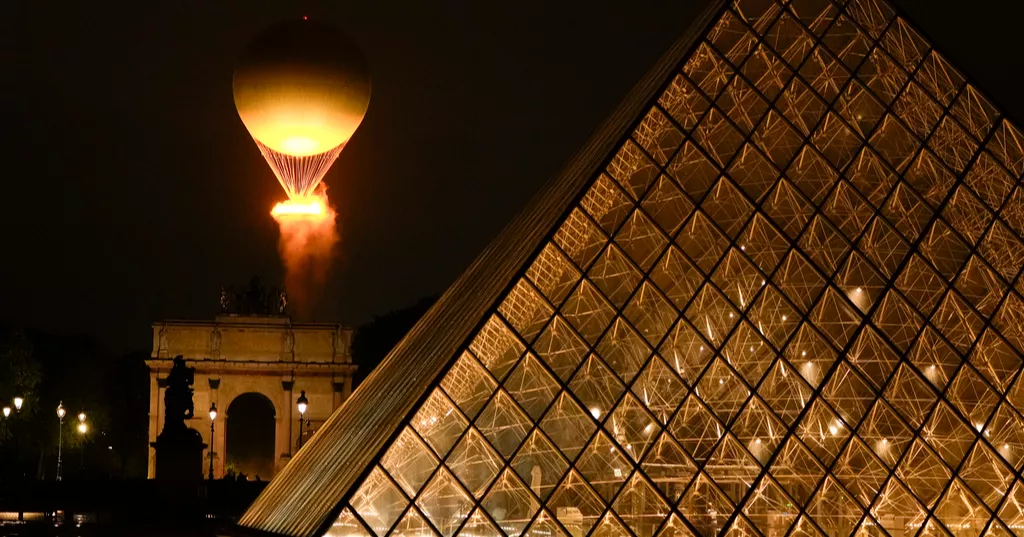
[226,392,276,480]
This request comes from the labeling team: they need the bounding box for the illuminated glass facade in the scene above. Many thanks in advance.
[242,1,1024,537]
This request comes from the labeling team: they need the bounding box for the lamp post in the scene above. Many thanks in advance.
[56,402,66,481]
[296,391,308,451]
[76,414,88,476]
[208,402,218,480]
[2,396,22,418]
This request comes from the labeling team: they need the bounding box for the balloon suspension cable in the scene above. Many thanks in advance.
[255,140,346,199]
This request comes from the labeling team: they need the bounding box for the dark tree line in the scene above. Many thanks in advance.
[0,325,150,481]
[350,295,437,388]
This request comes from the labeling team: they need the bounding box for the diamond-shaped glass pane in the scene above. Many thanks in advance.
[539,392,596,460]
[504,353,560,422]
[481,470,540,537]
[391,508,439,537]
[414,389,470,458]
[476,390,532,458]
[512,430,568,501]
[575,431,632,503]
[326,508,373,537]
[417,468,474,537]
[442,352,498,420]
[351,467,408,537]
[447,428,504,499]
[612,473,669,537]
[381,427,440,497]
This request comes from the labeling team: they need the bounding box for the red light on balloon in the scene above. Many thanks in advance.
[303,16,308,20]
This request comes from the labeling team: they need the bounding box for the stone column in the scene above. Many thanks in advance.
[147,371,162,478]
[278,379,294,473]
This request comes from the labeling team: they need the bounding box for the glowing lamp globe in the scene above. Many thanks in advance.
[234,18,371,199]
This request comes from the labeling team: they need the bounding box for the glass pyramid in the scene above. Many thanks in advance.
[241,1,1024,537]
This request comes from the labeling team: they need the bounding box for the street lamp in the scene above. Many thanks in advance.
[2,406,9,418]
[56,402,66,481]
[296,391,309,450]
[208,402,218,480]
[75,414,89,478]
[13,397,23,412]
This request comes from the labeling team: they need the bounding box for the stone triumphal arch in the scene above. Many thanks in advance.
[145,311,355,479]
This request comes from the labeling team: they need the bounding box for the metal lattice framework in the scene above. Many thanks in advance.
[239,1,1024,537]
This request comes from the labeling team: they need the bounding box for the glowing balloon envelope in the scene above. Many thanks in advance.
[234,19,371,199]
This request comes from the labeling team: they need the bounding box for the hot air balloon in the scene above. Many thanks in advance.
[234,19,371,200]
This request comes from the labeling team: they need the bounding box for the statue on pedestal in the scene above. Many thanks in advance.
[152,355,206,482]
[163,356,196,429]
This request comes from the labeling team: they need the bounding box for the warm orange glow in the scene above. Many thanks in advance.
[279,136,323,156]
[271,188,339,318]
[271,198,327,218]
[233,21,371,158]
[238,110,360,157]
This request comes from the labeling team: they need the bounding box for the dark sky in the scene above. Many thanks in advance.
[1,1,1022,353]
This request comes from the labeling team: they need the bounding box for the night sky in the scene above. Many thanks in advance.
[2,1,1022,353]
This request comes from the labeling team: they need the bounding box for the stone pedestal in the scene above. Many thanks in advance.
[152,428,206,482]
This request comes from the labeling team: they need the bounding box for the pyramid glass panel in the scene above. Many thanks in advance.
[832,437,887,506]
[381,427,440,497]
[591,513,632,537]
[575,431,632,503]
[511,430,568,502]
[325,508,373,537]
[416,469,474,537]
[238,3,1024,537]
[641,433,698,503]
[441,352,499,421]
[447,428,504,499]
[390,508,438,537]
[547,470,604,537]
[742,476,797,537]
[523,512,569,537]
[613,473,670,537]
[481,470,540,537]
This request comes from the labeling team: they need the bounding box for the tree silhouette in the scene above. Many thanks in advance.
[0,325,41,446]
[350,295,437,387]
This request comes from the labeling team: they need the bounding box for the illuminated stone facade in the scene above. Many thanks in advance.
[145,315,355,478]
[241,1,1024,536]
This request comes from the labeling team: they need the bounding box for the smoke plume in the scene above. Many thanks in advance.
[271,186,338,319]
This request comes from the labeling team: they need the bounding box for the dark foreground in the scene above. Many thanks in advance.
[0,480,265,537]
[0,521,227,537]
